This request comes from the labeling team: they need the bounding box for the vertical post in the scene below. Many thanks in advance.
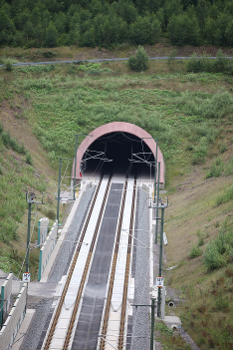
[0,285,4,328]
[26,200,32,273]
[37,220,41,246]
[150,298,155,350]
[56,158,62,225]
[73,134,79,200]
[155,162,160,244]
[38,250,42,281]
[157,207,165,317]
[153,140,158,203]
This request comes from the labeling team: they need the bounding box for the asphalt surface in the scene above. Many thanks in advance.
[19,185,95,350]
[1,56,232,68]
[130,187,150,350]
[71,183,123,350]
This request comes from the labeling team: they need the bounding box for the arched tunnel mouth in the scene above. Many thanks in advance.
[80,132,155,177]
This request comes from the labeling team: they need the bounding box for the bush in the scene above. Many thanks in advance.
[215,184,233,206]
[5,62,13,71]
[25,152,33,165]
[128,46,149,72]
[206,157,224,179]
[42,51,56,58]
[204,220,233,271]
[192,137,208,165]
[224,158,233,176]
[189,246,202,259]
[187,50,232,75]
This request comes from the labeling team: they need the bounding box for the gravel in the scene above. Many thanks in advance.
[130,187,150,350]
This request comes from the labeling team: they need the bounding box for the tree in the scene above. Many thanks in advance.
[130,15,160,45]
[45,21,58,47]
[114,0,138,24]
[168,12,200,46]
[128,46,149,72]
[0,8,15,45]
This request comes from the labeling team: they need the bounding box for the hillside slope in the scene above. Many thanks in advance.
[0,58,233,349]
[0,96,58,277]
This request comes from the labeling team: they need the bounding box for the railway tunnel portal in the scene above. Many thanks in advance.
[73,122,165,184]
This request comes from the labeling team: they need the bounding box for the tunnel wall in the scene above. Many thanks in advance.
[73,122,165,185]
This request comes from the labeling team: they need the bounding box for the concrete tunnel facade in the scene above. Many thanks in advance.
[73,122,165,184]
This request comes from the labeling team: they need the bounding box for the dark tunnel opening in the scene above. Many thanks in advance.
[81,132,155,177]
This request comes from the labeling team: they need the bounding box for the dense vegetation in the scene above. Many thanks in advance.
[0,0,232,48]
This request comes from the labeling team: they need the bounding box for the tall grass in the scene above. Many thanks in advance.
[206,157,224,178]
[14,70,233,174]
[204,218,233,271]
[215,184,233,206]
[187,50,233,75]
[0,156,46,245]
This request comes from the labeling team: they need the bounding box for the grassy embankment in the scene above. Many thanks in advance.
[0,55,233,349]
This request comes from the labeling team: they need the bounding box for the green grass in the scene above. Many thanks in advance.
[189,245,202,259]
[215,184,233,206]
[11,65,233,184]
[155,321,191,350]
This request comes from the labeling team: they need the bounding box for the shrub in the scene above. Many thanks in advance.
[215,295,229,311]
[204,220,233,271]
[192,137,208,165]
[46,209,56,220]
[215,184,233,206]
[42,51,56,58]
[128,46,149,72]
[204,243,227,271]
[189,246,202,259]
[187,50,232,75]
[219,143,227,153]
[206,157,224,179]
[206,92,233,119]
[25,152,33,165]
[224,158,233,176]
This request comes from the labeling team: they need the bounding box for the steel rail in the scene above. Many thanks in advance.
[118,177,137,350]
[43,177,103,350]
[99,177,128,350]
[63,176,112,350]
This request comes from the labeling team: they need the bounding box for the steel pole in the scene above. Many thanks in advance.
[56,158,62,225]
[26,200,32,273]
[154,140,158,203]
[155,162,160,244]
[73,134,79,200]
[150,298,155,350]
[157,207,165,317]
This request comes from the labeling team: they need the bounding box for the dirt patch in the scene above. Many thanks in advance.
[1,43,232,62]
[0,100,56,179]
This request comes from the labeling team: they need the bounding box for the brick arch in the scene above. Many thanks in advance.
[74,122,165,184]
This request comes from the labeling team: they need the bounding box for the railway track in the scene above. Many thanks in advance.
[43,175,111,350]
[99,177,137,350]
[43,175,137,350]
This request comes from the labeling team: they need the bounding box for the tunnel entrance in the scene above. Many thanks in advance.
[74,122,165,184]
[81,132,155,177]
